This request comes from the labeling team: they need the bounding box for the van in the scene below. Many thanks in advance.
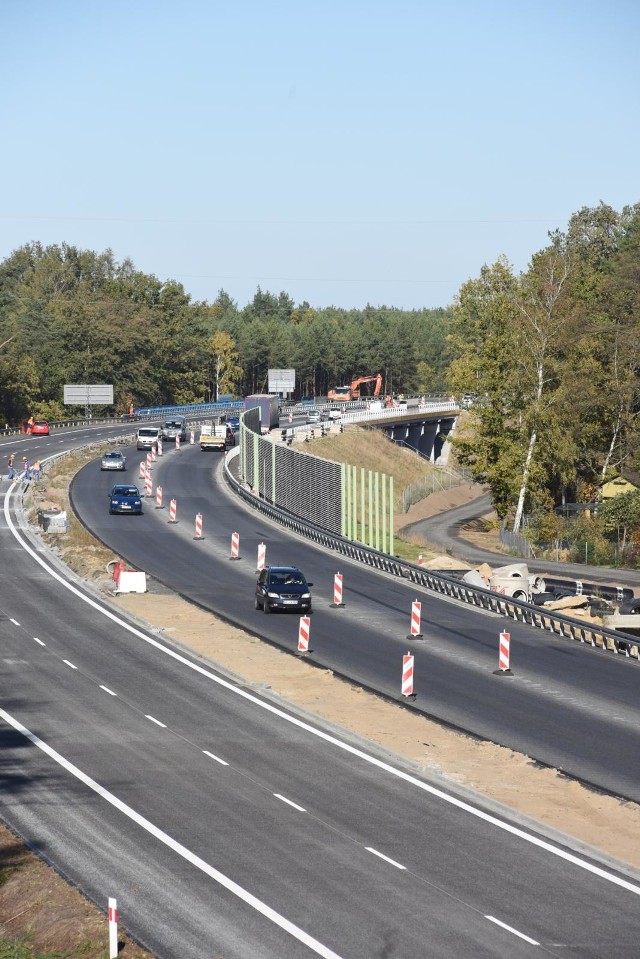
[136,427,160,450]
[159,416,187,442]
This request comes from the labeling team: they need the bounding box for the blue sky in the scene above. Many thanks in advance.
[2,0,639,310]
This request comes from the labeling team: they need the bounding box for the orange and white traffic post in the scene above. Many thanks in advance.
[194,512,203,540]
[407,600,423,640]
[108,897,118,959]
[493,630,513,675]
[330,571,345,608]
[401,653,415,698]
[257,541,266,571]
[230,531,241,560]
[155,485,164,509]
[168,498,178,523]
[298,615,311,654]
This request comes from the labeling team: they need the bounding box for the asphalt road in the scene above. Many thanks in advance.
[70,443,640,802]
[3,466,640,958]
[408,493,640,590]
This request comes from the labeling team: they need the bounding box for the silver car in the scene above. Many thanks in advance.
[101,450,127,471]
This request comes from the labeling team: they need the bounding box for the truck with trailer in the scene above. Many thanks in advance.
[243,394,280,432]
[200,423,227,451]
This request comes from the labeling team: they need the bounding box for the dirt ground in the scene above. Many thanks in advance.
[2,473,640,958]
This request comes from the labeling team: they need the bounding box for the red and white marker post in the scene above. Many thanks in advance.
[138,461,146,478]
[407,600,423,640]
[168,498,178,523]
[155,485,164,509]
[256,542,266,571]
[401,653,415,698]
[298,615,311,654]
[145,473,153,497]
[330,572,345,608]
[194,512,203,540]
[230,531,240,560]
[108,897,118,959]
[157,438,163,456]
[150,446,157,463]
[146,452,153,470]
[417,554,423,566]
[493,630,513,675]
[190,429,195,445]
[175,435,181,451]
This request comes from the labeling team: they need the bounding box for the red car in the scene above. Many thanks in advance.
[30,420,50,436]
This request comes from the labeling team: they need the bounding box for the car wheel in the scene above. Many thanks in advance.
[254,596,260,610]
[263,599,271,613]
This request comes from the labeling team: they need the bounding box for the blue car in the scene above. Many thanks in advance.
[109,484,143,515]
[226,416,240,433]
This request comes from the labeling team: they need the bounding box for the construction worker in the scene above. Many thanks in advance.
[32,459,42,481]
[27,415,34,434]
[7,453,15,480]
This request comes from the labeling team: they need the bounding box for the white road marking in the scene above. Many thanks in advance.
[203,750,229,765]
[274,794,306,812]
[145,715,167,728]
[34,638,45,646]
[63,660,77,669]
[99,685,117,696]
[10,618,20,626]
[485,915,539,945]
[366,847,406,870]
[5,489,640,898]
[0,708,344,959]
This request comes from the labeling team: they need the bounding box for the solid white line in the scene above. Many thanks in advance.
[63,660,77,670]
[274,794,306,812]
[365,847,406,870]
[0,708,344,959]
[99,685,117,696]
[485,915,539,945]
[4,484,640,898]
[34,638,45,646]
[202,750,229,766]
[10,618,20,626]
[145,715,167,728]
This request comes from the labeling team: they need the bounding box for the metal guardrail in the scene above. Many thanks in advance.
[223,448,640,663]
[0,414,136,437]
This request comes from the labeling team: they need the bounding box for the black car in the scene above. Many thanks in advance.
[255,566,313,613]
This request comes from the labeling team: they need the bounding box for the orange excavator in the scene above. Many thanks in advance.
[327,373,383,402]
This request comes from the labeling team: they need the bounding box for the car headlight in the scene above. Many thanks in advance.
[301,593,310,599]
[267,591,280,598]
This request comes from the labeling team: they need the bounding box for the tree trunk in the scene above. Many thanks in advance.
[513,427,537,534]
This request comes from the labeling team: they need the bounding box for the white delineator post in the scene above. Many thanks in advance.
[194,512,203,539]
[401,653,415,698]
[330,572,345,608]
[257,542,266,571]
[108,897,118,959]
[230,531,240,560]
[494,631,513,675]
[190,429,195,445]
[298,615,311,653]
[407,600,423,640]
[168,498,177,523]
[155,485,163,509]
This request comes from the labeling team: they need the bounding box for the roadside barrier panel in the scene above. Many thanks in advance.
[401,653,415,698]
[168,499,178,523]
[407,600,423,640]
[155,485,164,509]
[257,541,266,571]
[493,631,513,676]
[330,572,345,607]
[115,570,147,594]
[230,531,240,560]
[298,615,311,654]
[194,513,203,540]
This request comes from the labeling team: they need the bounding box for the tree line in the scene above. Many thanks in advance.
[0,243,450,424]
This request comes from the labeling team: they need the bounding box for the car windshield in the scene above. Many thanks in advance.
[270,571,305,586]
[104,452,122,459]
[114,487,139,498]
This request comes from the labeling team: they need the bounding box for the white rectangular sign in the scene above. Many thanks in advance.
[63,384,114,405]
[268,368,295,394]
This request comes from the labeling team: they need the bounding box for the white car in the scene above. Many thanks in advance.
[328,408,342,420]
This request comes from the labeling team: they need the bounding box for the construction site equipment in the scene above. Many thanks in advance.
[327,374,382,402]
